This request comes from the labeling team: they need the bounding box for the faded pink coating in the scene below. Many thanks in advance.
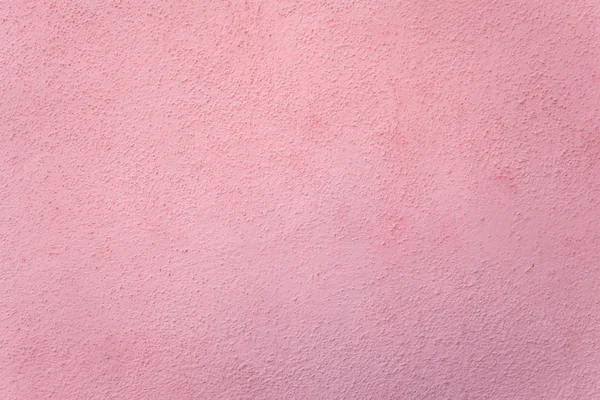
[1,1,600,399]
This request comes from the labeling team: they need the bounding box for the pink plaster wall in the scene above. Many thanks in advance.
[2,1,600,399]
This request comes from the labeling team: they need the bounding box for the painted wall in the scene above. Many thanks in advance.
[1,1,600,399]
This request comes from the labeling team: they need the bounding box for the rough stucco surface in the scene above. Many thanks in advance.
[1,1,600,399]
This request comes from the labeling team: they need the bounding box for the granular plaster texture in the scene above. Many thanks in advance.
[1,0,600,399]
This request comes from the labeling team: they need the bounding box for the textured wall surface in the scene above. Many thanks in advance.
[1,1,600,399]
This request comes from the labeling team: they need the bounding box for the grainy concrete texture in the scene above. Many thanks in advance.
[1,1,600,399]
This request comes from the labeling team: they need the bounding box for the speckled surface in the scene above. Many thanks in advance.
[1,1,600,399]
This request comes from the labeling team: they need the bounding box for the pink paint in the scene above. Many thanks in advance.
[2,1,600,398]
